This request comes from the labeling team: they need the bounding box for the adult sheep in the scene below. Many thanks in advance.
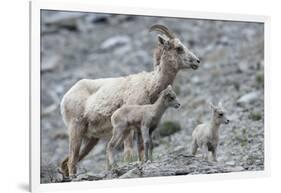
[60,24,200,178]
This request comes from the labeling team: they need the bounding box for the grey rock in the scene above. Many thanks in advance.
[42,56,60,72]
[85,14,110,24]
[229,166,244,172]
[72,173,105,181]
[237,91,260,106]
[225,161,236,166]
[43,12,85,26]
[119,167,142,179]
[237,61,249,73]
[101,36,131,51]
[191,76,201,84]
[114,44,132,55]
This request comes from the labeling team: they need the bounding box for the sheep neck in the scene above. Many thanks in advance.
[150,52,178,103]
[209,114,220,138]
[152,96,168,122]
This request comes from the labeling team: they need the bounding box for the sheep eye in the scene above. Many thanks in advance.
[169,96,175,101]
[176,47,184,53]
[219,113,224,117]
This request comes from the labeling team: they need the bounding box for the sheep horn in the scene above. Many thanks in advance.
[149,24,175,39]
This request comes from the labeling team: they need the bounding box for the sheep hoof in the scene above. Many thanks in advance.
[111,163,119,170]
[123,151,134,163]
[68,175,76,181]
[145,160,152,164]
[202,156,208,161]
[107,162,118,171]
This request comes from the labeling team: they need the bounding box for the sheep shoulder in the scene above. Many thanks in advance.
[84,71,156,118]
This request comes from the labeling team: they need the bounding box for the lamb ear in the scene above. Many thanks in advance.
[218,101,223,108]
[208,101,216,110]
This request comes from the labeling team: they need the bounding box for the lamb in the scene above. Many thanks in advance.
[107,85,180,169]
[191,102,229,161]
[59,24,200,178]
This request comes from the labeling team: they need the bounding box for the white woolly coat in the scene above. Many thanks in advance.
[61,71,161,138]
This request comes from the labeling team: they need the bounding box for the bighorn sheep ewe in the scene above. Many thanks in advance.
[107,85,180,169]
[191,102,229,161]
[60,24,200,178]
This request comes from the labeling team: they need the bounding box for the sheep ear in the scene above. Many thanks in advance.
[218,101,223,108]
[158,34,167,45]
[158,35,171,49]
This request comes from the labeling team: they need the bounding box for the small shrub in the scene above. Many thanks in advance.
[159,121,181,137]
[232,128,248,147]
[256,71,264,85]
[249,112,262,121]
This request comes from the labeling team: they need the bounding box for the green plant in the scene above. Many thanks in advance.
[256,71,264,85]
[159,121,181,137]
[249,112,262,121]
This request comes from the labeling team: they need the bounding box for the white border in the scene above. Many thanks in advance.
[30,0,270,192]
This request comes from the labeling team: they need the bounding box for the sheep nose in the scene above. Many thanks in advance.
[196,59,200,64]
[225,119,230,124]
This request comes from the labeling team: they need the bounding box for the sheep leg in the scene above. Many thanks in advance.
[141,127,150,162]
[79,137,99,161]
[148,135,153,161]
[191,139,198,156]
[148,128,154,161]
[60,137,99,177]
[139,142,144,161]
[67,121,86,178]
[123,130,134,162]
[60,157,70,177]
[202,144,209,161]
[211,147,217,162]
[136,131,143,161]
[106,136,117,170]
[107,128,126,170]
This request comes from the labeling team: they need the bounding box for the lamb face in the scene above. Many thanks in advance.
[213,108,230,125]
[162,85,181,109]
[210,102,230,125]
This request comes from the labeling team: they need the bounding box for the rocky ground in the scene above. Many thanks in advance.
[40,10,264,183]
